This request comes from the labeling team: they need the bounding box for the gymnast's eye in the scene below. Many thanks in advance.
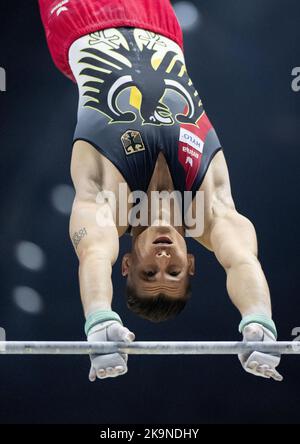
[145,270,156,278]
[169,271,180,277]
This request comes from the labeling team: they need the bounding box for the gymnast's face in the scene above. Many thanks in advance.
[122,226,195,298]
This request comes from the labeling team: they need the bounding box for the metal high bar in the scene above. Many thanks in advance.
[0,341,299,355]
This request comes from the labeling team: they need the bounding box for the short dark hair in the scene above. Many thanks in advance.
[126,282,191,322]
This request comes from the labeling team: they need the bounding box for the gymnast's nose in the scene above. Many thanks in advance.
[156,250,171,258]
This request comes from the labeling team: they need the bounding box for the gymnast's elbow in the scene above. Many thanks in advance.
[70,225,119,265]
[209,205,259,271]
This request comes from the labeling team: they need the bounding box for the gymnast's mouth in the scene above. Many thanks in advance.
[153,236,173,245]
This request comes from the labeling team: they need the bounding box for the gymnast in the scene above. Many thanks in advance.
[38,0,282,382]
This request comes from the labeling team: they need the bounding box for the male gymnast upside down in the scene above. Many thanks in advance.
[38,0,282,381]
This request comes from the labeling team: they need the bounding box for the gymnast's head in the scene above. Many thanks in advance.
[122,225,195,322]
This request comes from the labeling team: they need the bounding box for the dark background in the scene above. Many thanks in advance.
[0,0,299,424]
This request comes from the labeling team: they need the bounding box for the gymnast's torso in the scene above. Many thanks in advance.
[40,0,222,220]
[69,28,222,197]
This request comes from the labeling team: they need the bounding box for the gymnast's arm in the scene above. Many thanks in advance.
[210,210,272,317]
[69,193,119,317]
[196,151,271,318]
[196,151,283,380]
[69,191,135,381]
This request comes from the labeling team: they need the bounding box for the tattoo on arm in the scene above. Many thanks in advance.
[72,228,88,249]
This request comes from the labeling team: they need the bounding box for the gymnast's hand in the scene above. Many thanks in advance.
[238,323,283,381]
[87,321,135,381]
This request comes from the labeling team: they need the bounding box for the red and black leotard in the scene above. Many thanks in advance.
[38,1,222,198]
[39,0,183,81]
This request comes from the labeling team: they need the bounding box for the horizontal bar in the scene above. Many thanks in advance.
[0,341,299,355]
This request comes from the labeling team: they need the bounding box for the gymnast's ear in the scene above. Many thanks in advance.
[187,254,195,276]
[121,253,132,277]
